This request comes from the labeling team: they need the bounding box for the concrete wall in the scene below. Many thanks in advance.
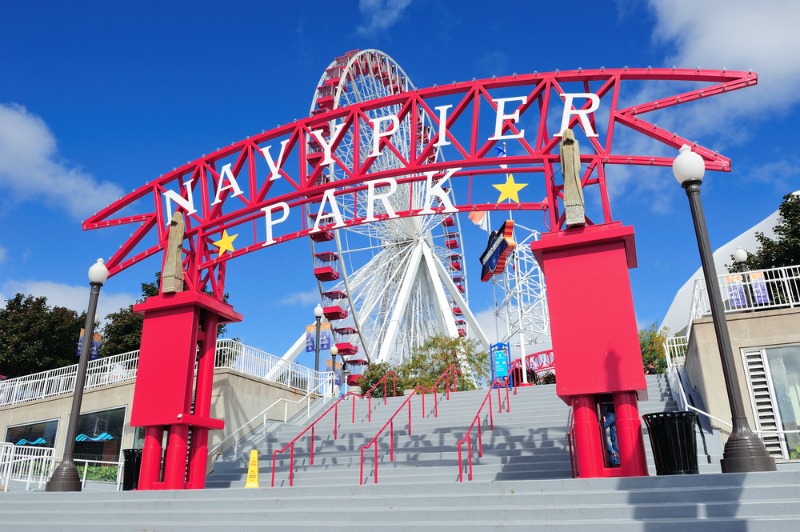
[0,369,318,462]
[684,307,800,440]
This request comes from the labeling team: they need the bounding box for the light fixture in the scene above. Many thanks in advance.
[673,147,775,473]
[47,259,109,491]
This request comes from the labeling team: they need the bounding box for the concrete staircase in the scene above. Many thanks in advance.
[2,375,799,530]
[206,374,718,488]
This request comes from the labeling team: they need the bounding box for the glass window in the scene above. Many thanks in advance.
[5,419,59,447]
[74,406,126,462]
[765,345,800,459]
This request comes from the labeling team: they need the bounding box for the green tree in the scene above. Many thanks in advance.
[98,276,159,357]
[639,322,668,374]
[0,294,85,378]
[357,361,399,397]
[349,336,490,396]
[729,193,800,271]
[397,335,489,391]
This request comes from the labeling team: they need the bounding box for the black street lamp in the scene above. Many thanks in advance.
[46,258,109,491]
[673,146,776,473]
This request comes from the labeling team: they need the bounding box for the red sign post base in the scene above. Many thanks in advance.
[531,222,648,478]
[130,291,242,490]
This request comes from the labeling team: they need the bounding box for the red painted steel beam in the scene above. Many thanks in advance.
[83,68,756,283]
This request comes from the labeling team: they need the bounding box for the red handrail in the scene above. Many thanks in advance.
[358,365,459,485]
[510,349,555,385]
[567,409,577,478]
[456,378,511,482]
[413,366,461,419]
[271,371,397,487]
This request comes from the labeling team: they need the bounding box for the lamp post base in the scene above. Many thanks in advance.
[720,427,777,473]
[45,462,82,492]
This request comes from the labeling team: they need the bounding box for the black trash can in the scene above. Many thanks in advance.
[121,449,142,490]
[643,412,699,475]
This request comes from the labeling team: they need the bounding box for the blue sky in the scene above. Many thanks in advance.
[1,1,799,368]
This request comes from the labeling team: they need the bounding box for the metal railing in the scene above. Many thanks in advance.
[509,350,555,384]
[0,339,331,408]
[359,366,459,485]
[271,371,398,487]
[0,442,55,491]
[457,379,511,482]
[75,458,123,490]
[688,264,800,324]
[209,379,331,462]
[0,350,140,408]
[663,335,733,433]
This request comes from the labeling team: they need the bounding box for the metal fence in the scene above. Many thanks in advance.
[0,350,140,408]
[689,264,800,323]
[0,442,55,491]
[0,340,330,408]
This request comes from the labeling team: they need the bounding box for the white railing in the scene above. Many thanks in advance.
[664,336,688,370]
[214,339,332,396]
[0,442,55,491]
[0,350,140,408]
[0,340,333,408]
[689,264,800,323]
[75,457,123,491]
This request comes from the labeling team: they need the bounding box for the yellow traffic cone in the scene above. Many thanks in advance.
[244,449,259,488]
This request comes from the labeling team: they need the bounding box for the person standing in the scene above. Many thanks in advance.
[602,403,620,467]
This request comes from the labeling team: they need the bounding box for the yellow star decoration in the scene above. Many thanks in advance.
[212,230,238,255]
[492,173,528,203]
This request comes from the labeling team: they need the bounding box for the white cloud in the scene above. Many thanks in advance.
[0,103,124,219]
[0,245,6,266]
[605,1,800,208]
[279,289,320,306]
[357,0,413,36]
[1,279,136,323]
[649,0,800,120]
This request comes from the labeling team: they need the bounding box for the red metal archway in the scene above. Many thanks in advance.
[84,66,756,488]
[84,68,755,298]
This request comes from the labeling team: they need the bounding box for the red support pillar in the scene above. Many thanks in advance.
[614,391,649,477]
[571,395,605,478]
[163,424,189,489]
[186,313,220,488]
[531,223,648,479]
[130,291,241,490]
[138,426,164,489]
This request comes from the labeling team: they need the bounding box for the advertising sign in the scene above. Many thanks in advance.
[305,322,332,352]
[490,342,510,382]
[479,220,516,281]
[76,329,102,361]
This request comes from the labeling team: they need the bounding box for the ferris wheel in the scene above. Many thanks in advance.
[300,49,487,367]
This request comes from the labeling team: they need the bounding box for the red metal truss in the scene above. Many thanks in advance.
[84,68,757,290]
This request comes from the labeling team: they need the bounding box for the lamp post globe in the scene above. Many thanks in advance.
[672,147,775,473]
[88,258,110,285]
[46,259,108,491]
[733,247,748,267]
[672,144,705,186]
[330,345,340,397]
